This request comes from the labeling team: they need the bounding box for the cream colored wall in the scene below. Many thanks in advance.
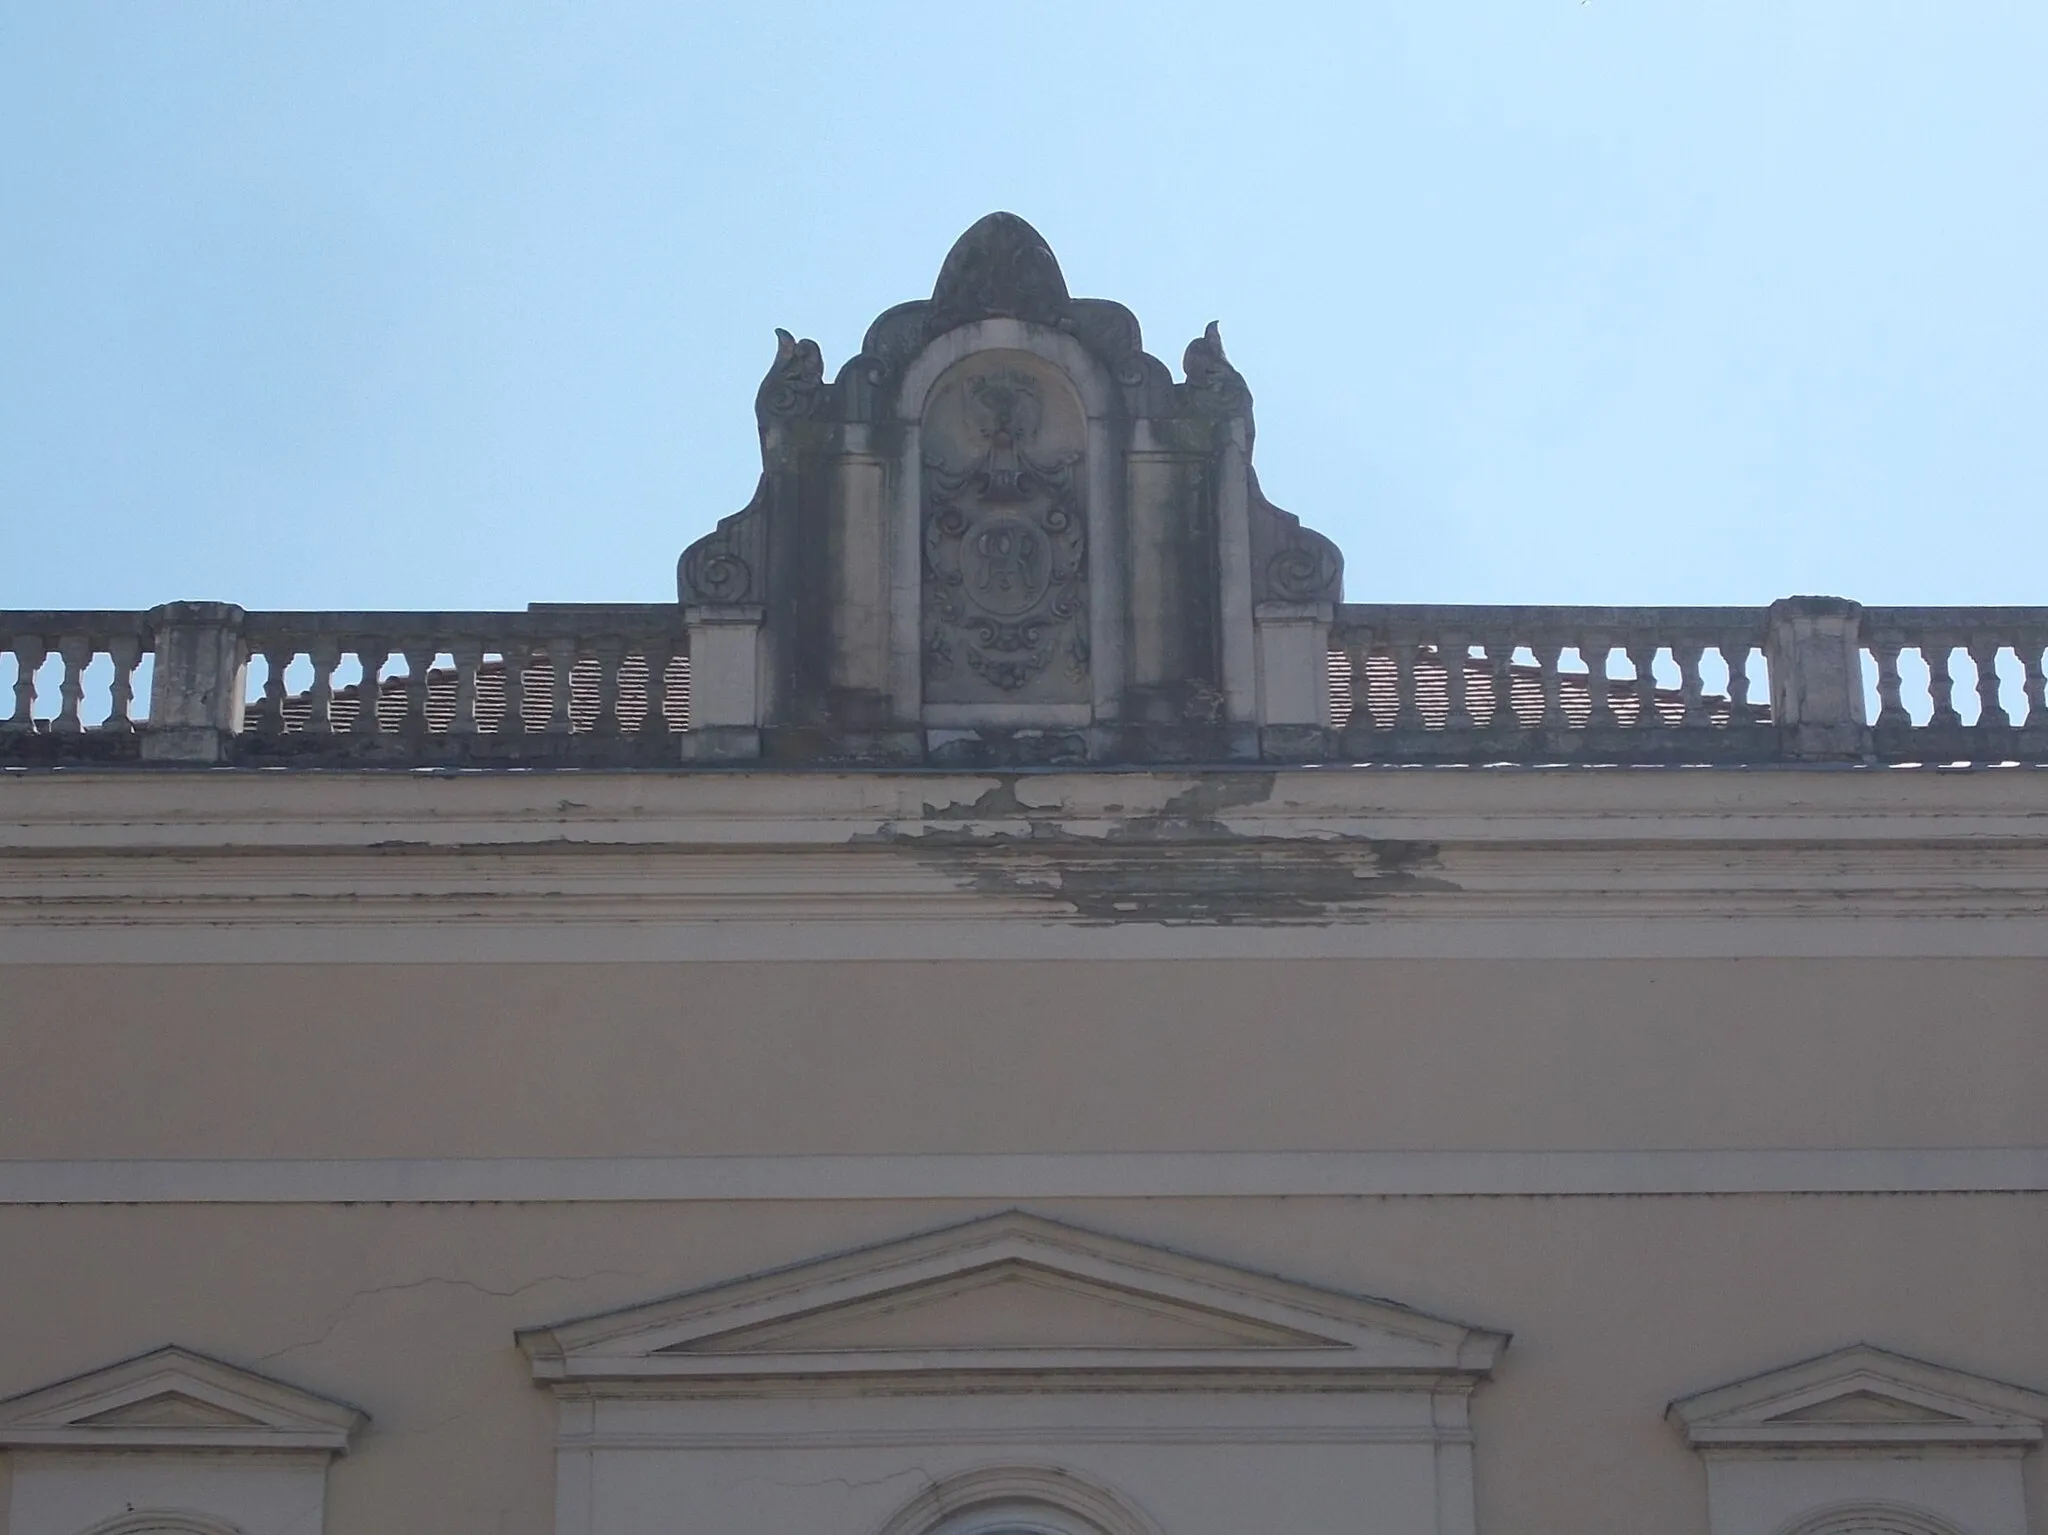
[0,1198,2041,1535]
[4,767,2045,1534]
[2,959,2045,1158]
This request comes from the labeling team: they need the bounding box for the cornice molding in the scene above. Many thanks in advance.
[4,769,2044,960]
[1,1148,2045,1204]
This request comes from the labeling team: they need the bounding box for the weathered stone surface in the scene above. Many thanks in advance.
[673,212,1343,765]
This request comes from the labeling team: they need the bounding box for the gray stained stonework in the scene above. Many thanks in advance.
[678,211,1343,767]
[3,214,2046,769]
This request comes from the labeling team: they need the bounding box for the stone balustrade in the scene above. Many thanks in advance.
[239,606,691,762]
[1,613,152,745]
[1324,603,1775,764]
[2,604,691,765]
[3,596,2045,768]
[1861,606,2048,758]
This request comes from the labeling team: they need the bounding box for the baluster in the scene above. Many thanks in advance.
[501,644,530,734]
[1922,636,1960,728]
[53,636,90,734]
[2022,643,2046,729]
[1533,641,1564,729]
[8,636,44,728]
[1967,638,2008,729]
[306,641,340,734]
[1674,642,1706,726]
[352,645,389,735]
[505,638,532,728]
[1363,643,1394,730]
[592,637,624,736]
[1870,638,1908,728]
[104,635,140,732]
[1442,634,1472,731]
[450,641,482,734]
[1625,642,1659,728]
[1485,639,1514,729]
[1582,638,1613,728]
[1391,636,1423,731]
[640,644,672,735]
[547,637,577,733]
[402,644,436,735]
[1719,638,1753,723]
[255,647,293,735]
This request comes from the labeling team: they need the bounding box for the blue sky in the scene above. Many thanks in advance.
[3,2,2043,612]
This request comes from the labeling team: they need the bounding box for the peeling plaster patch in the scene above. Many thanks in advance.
[959,841,1453,924]
[865,774,1456,924]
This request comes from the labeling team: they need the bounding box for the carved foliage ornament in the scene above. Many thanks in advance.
[1181,321,1251,412]
[755,327,825,426]
[923,371,1087,694]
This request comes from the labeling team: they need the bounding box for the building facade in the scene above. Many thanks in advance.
[3,215,2046,1535]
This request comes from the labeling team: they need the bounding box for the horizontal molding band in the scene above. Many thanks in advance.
[4,917,2047,964]
[558,1425,1462,1449]
[0,1149,2043,1204]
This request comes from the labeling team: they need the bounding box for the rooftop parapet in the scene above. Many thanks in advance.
[5,597,2045,768]
[5,217,2043,771]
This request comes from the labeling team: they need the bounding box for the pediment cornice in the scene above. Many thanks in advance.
[518,1212,1506,1393]
[1668,1344,2048,1453]
[0,1346,366,1454]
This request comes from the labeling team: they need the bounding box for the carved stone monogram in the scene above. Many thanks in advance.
[922,358,1088,703]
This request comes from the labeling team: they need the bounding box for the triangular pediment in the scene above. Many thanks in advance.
[0,1346,366,1453]
[520,1211,1506,1389]
[658,1258,1336,1354]
[1669,1345,2048,1451]
[76,1391,271,1429]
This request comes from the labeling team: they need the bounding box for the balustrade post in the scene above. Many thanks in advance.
[1765,596,1869,762]
[679,604,764,762]
[142,601,247,763]
[1253,600,1334,761]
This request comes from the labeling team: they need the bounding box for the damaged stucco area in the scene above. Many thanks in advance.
[6,764,2048,961]
[859,772,1454,925]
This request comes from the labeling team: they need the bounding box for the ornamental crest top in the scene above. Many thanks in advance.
[676,212,1343,765]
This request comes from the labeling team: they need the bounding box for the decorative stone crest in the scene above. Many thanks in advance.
[922,367,1087,697]
[675,212,1347,760]
[850,214,1171,410]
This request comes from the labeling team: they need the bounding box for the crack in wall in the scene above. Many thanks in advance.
[255,1269,629,1367]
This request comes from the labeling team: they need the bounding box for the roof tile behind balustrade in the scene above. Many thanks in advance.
[275,655,692,734]
[1326,650,1767,730]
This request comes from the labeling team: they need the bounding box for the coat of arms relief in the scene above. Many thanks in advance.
[921,359,1089,703]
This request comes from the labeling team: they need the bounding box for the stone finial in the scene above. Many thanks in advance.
[928,211,1072,329]
[1182,321,1251,411]
[755,327,824,429]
